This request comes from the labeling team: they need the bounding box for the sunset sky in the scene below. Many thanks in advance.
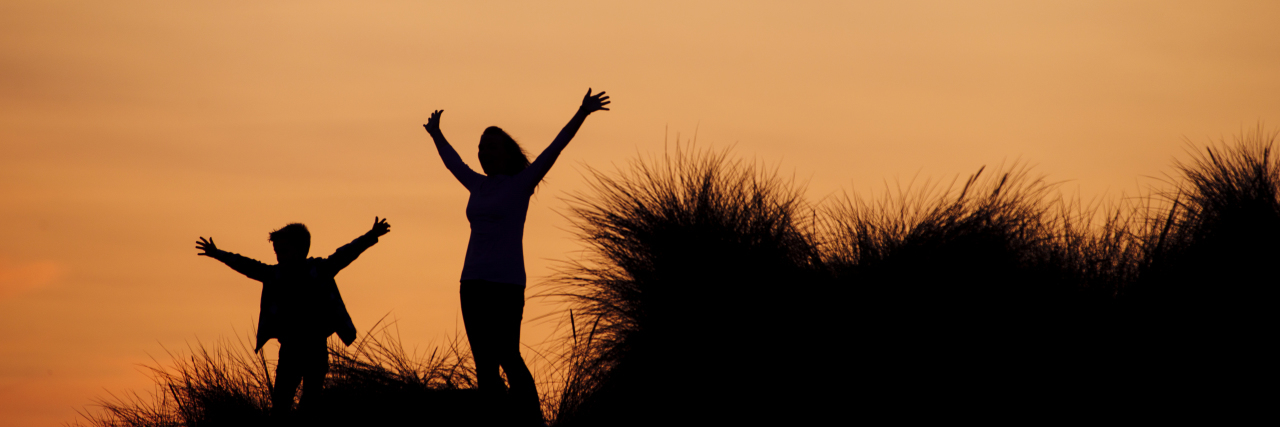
[3,1,1280,424]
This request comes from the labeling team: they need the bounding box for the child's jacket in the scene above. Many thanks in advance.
[208,233,380,351]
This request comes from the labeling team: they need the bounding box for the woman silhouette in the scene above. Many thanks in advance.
[424,89,610,424]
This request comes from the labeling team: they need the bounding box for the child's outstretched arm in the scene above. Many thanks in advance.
[324,217,390,275]
[196,237,270,281]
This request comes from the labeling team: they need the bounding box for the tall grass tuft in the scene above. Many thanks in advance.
[823,165,1066,305]
[72,318,482,427]
[320,319,483,425]
[548,144,823,426]
[1138,126,1280,298]
[73,332,272,427]
[820,165,1104,406]
[1119,126,1280,408]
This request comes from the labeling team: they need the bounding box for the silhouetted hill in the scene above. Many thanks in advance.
[78,128,1278,425]
[548,128,1278,423]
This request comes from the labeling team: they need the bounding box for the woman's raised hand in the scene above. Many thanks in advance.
[423,110,443,133]
[579,89,610,114]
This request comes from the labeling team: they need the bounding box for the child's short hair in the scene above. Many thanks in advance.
[269,223,311,246]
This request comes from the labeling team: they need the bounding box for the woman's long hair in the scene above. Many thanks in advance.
[480,126,531,176]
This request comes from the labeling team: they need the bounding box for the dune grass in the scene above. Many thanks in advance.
[1112,127,1280,409]
[77,128,1279,425]
[546,129,1279,422]
[72,318,480,427]
[543,145,821,425]
[72,331,272,427]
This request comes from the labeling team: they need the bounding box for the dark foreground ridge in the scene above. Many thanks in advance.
[73,319,522,427]
[77,128,1278,425]
[548,127,1277,425]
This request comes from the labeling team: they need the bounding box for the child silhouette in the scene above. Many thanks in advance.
[195,217,390,418]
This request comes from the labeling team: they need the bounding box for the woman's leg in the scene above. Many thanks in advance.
[461,280,504,393]
[492,283,541,423]
[463,280,541,422]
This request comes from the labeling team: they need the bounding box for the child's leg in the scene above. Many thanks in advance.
[273,341,304,416]
[297,337,330,410]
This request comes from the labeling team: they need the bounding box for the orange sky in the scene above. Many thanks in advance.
[3,1,1280,425]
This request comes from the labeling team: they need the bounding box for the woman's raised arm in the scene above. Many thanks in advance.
[425,110,484,190]
[520,89,611,185]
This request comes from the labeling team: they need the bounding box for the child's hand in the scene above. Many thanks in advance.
[196,237,219,256]
[369,217,391,237]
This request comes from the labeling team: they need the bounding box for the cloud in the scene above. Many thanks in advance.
[0,257,63,300]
